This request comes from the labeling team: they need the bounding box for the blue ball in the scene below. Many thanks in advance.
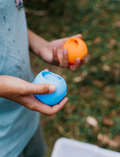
[33,71,67,106]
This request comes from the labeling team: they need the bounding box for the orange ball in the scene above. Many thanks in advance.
[63,37,88,64]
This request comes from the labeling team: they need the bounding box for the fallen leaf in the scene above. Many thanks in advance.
[73,76,83,83]
[114,135,120,145]
[64,103,76,114]
[97,133,119,148]
[93,37,102,44]
[93,80,103,87]
[102,65,111,71]
[57,125,66,135]
[86,116,98,128]
[108,38,117,49]
[81,71,88,77]
[102,117,114,126]
[102,100,109,106]
[116,21,120,27]
[73,71,88,83]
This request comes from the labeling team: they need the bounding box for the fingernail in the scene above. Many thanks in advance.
[80,34,82,38]
[53,47,56,52]
[44,69,49,71]
[49,85,56,92]
[76,58,80,63]
[64,49,67,55]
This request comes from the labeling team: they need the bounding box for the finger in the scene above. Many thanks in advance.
[53,47,59,65]
[62,34,82,44]
[36,97,68,115]
[69,58,82,72]
[21,95,68,115]
[48,97,68,115]
[44,69,49,71]
[71,34,82,39]
[20,83,56,96]
[62,49,69,68]
[81,58,85,66]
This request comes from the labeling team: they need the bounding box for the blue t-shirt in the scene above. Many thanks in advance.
[0,0,40,156]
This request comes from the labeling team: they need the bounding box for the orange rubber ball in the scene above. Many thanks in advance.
[63,37,88,64]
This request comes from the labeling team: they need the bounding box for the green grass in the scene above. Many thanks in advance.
[24,0,120,156]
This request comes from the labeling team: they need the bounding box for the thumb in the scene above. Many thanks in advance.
[62,34,82,43]
[22,83,56,96]
[71,34,82,39]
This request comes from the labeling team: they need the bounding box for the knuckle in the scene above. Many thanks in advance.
[64,64,68,68]
[20,85,28,95]
[41,86,49,94]
[28,103,36,111]
[49,113,55,116]
[48,110,55,116]
[28,105,33,110]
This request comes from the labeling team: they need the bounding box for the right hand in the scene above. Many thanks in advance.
[0,75,68,116]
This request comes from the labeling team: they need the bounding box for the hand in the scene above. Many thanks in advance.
[40,34,84,72]
[27,29,84,72]
[0,75,68,116]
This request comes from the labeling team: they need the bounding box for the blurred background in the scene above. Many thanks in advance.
[24,0,120,156]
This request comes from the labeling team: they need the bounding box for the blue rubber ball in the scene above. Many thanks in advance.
[33,71,67,106]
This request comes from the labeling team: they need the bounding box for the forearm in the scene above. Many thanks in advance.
[0,75,13,98]
[0,75,27,98]
[0,75,67,115]
[27,28,49,56]
[0,75,6,97]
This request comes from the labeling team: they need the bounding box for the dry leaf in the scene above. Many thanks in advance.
[102,65,111,71]
[97,133,119,148]
[73,76,83,83]
[86,116,98,128]
[93,37,102,44]
[102,117,114,126]
[116,21,120,27]
[56,125,71,137]
[81,71,88,77]
[57,125,66,135]
[102,100,109,106]
[64,103,76,114]
[73,71,88,83]
[108,39,117,48]
[114,135,120,145]
[93,80,103,87]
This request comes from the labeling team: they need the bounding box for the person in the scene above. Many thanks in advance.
[0,0,84,157]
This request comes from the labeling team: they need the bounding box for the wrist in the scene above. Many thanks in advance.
[27,28,49,57]
[36,39,49,57]
[0,75,6,97]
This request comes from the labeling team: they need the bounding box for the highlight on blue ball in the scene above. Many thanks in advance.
[33,71,67,106]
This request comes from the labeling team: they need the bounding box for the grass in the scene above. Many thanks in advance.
[24,0,120,156]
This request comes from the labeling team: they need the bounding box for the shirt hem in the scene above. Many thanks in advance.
[8,113,40,157]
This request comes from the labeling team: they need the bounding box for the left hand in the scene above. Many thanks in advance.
[40,34,84,72]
